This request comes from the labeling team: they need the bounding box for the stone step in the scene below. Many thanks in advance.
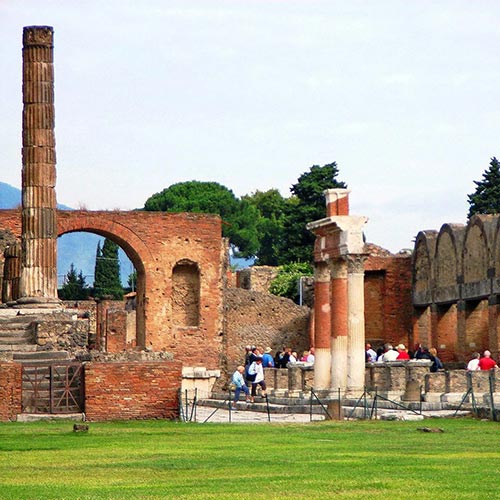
[16,413,85,423]
[0,336,33,345]
[0,344,37,353]
[14,351,70,363]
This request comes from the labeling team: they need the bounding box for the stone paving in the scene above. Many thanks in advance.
[184,404,326,424]
[187,404,471,424]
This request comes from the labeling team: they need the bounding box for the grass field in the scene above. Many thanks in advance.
[0,418,498,500]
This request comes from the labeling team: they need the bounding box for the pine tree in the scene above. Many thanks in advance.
[467,157,500,218]
[278,162,347,263]
[93,238,123,299]
[58,263,89,300]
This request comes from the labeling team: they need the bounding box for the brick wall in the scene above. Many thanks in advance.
[364,249,413,348]
[84,361,182,421]
[465,300,489,354]
[221,288,311,386]
[0,363,22,421]
[105,308,129,352]
[435,303,458,361]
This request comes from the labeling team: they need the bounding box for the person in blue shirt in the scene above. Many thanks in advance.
[262,347,275,368]
[231,365,251,409]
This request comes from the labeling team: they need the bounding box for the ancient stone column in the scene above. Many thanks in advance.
[330,258,348,391]
[313,261,331,390]
[346,255,366,394]
[18,26,59,305]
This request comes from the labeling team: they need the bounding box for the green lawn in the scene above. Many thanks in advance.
[0,418,498,499]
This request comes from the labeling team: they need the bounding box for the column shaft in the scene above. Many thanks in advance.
[19,26,59,303]
[313,262,331,390]
[330,259,348,391]
[346,256,366,393]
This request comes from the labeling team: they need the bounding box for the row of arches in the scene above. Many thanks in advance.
[412,214,500,361]
[413,214,500,305]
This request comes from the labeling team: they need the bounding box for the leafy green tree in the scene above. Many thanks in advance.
[269,262,313,303]
[144,181,259,257]
[278,162,347,264]
[243,189,287,265]
[467,157,500,217]
[93,239,123,300]
[58,263,90,300]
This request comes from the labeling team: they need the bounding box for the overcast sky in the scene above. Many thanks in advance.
[2,1,500,253]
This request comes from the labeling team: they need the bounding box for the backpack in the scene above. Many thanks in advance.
[245,363,256,382]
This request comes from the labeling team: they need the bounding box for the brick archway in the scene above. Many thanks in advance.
[0,208,225,368]
[58,210,151,348]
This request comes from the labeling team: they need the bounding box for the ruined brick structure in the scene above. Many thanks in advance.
[0,209,226,369]
[413,214,500,362]
[0,26,224,421]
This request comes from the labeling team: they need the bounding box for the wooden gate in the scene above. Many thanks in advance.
[22,363,84,414]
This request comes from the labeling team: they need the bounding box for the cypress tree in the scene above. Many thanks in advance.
[93,238,123,299]
[468,157,500,217]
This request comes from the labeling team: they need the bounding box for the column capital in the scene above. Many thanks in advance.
[314,261,330,282]
[23,26,53,47]
[329,258,348,279]
[346,254,367,274]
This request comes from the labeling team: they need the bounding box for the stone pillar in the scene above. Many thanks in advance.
[330,258,348,391]
[18,26,59,305]
[313,262,331,390]
[2,244,21,303]
[346,255,366,394]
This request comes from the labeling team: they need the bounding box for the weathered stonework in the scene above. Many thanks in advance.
[33,318,89,353]
[220,288,310,387]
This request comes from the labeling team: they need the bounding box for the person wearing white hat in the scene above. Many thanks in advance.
[396,344,410,360]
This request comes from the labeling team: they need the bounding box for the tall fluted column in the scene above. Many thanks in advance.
[330,258,348,391]
[346,255,366,393]
[18,26,59,305]
[313,262,331,390]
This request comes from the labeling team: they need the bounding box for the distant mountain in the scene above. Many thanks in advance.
[0,182,132,286]
[1,182,251,287]
[0,182,21,208]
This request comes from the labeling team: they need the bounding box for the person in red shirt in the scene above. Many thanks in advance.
[396,344,410,360]
[478,350,498,370]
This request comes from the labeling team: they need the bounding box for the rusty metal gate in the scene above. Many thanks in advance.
[22,363,84,414]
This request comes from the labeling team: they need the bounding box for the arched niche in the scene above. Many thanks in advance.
[172,259,200,328]
[412,231,437,305]
[463,216,489,299]
[434,224,462,303]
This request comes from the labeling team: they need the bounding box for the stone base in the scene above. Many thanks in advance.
[441,392,469,403]
[15,297,62,309]
[424,392,444,403]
